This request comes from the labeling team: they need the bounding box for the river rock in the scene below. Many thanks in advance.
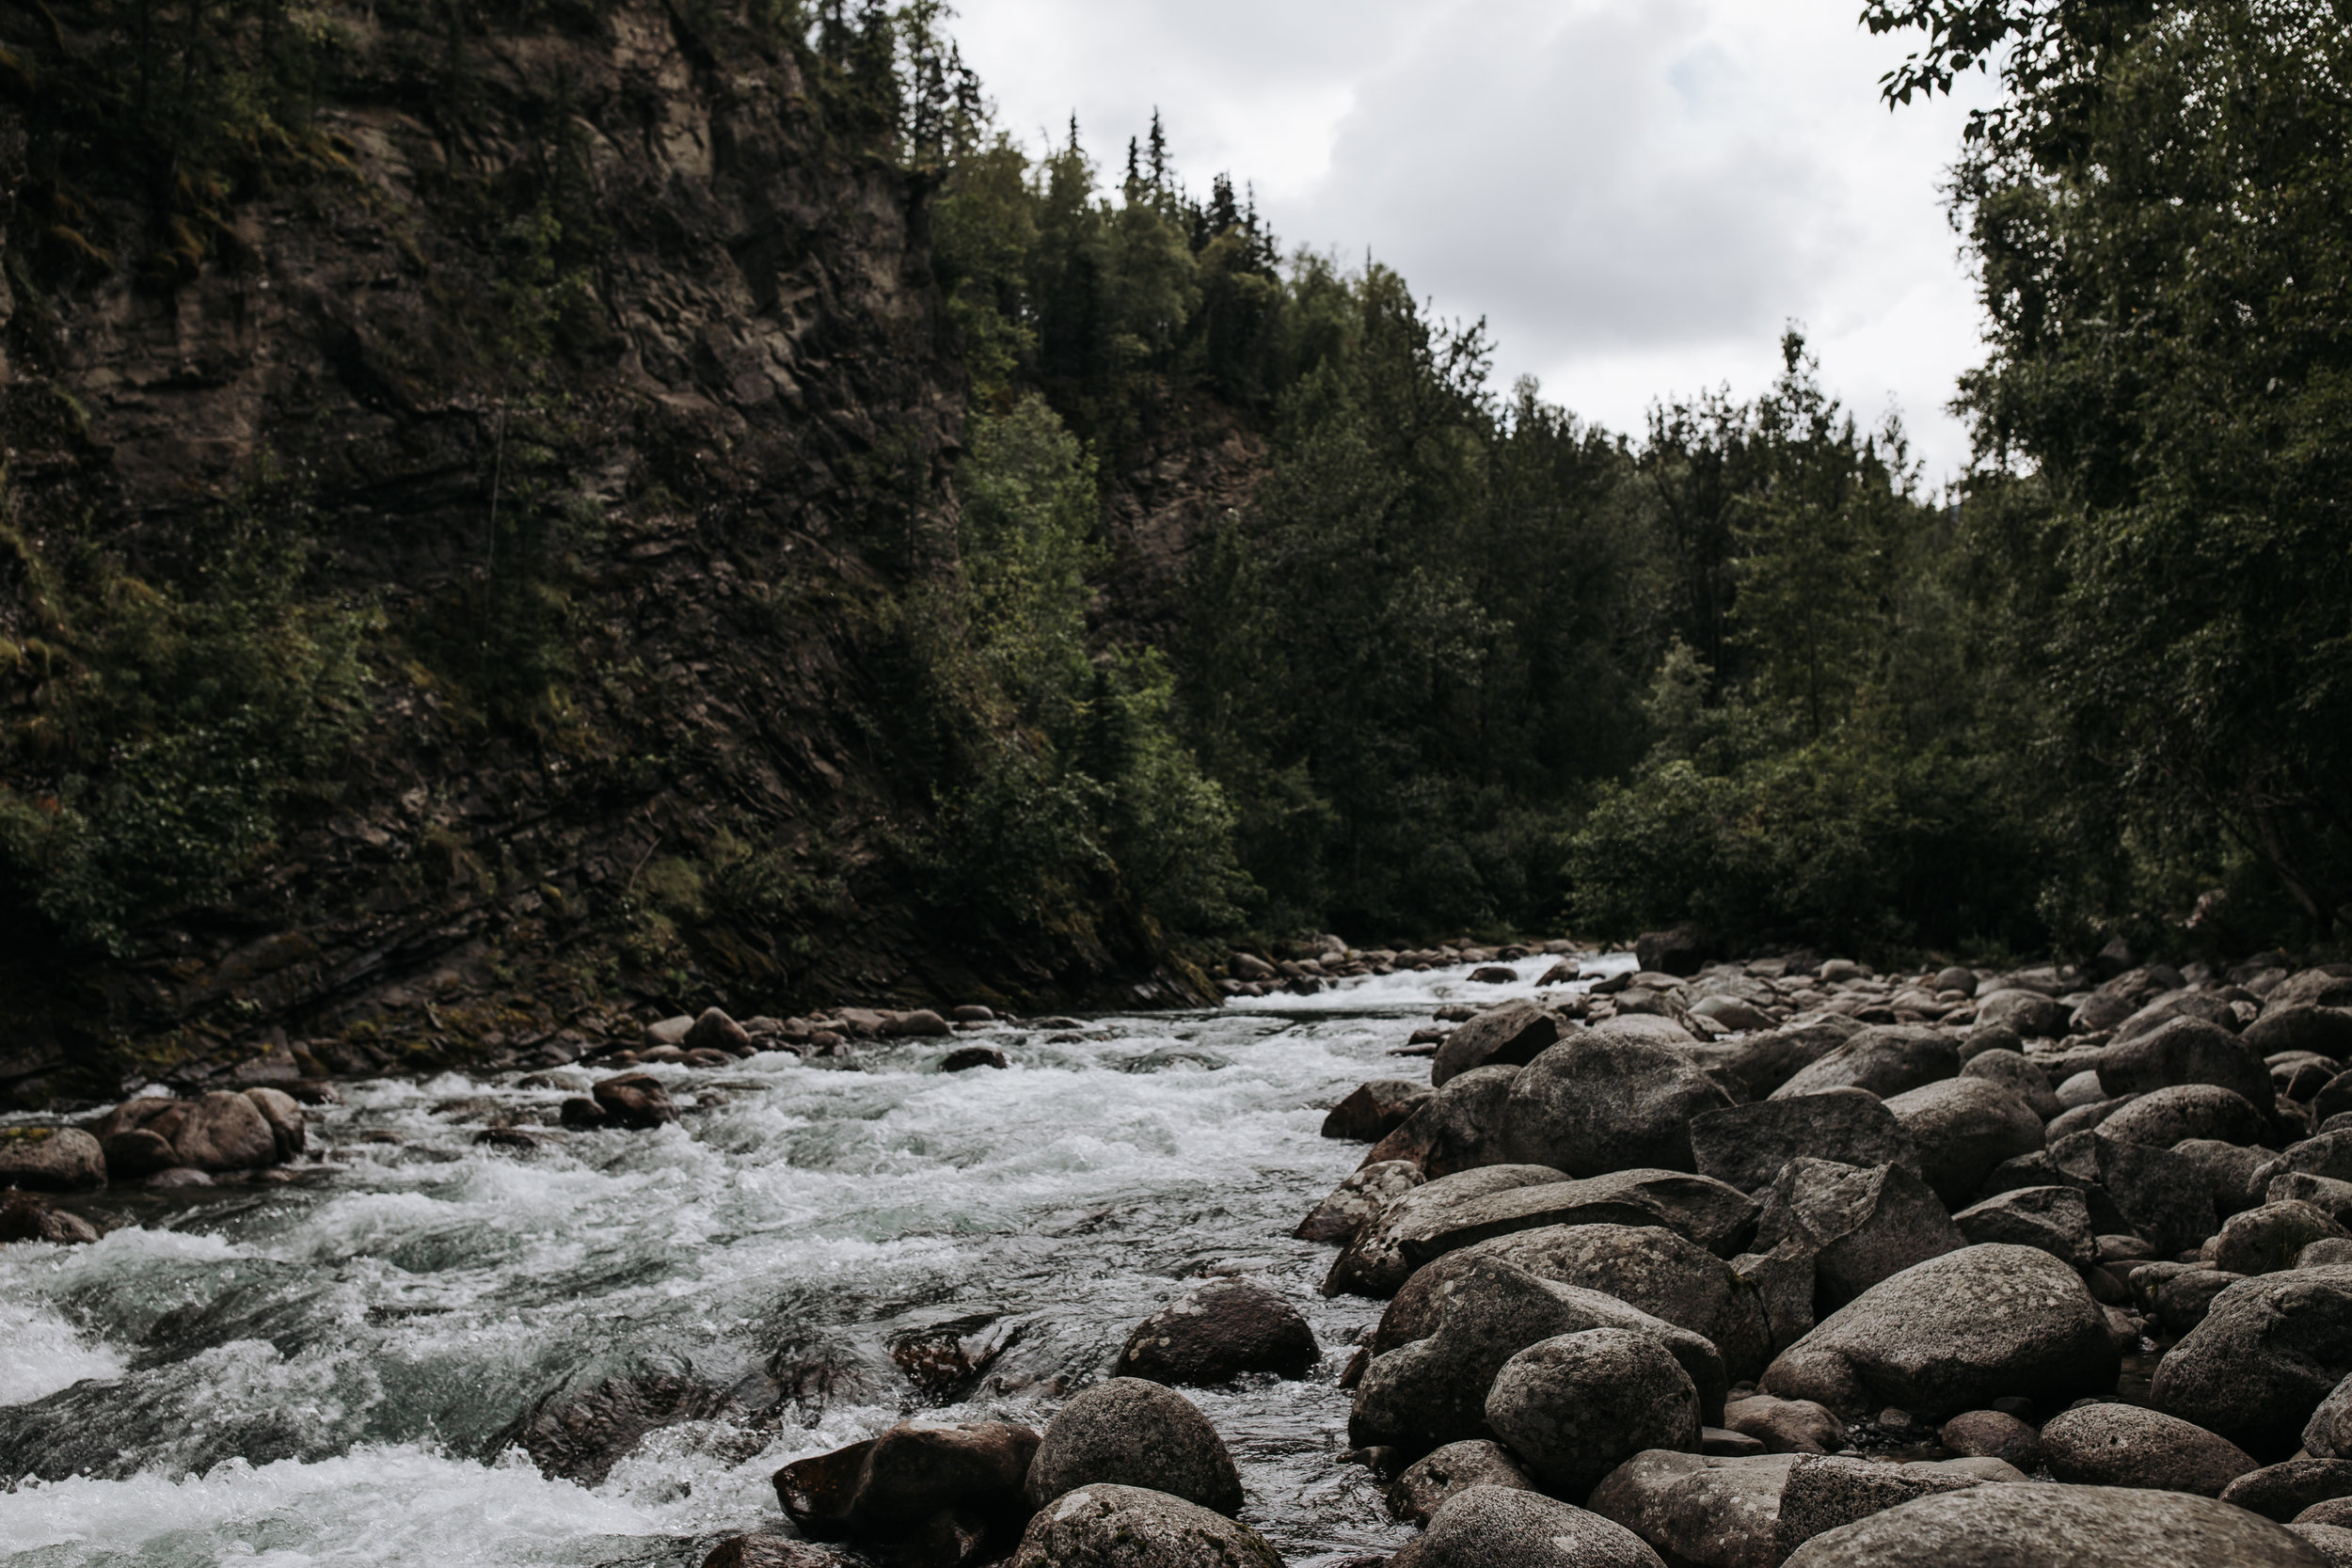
[2076,966,2185,1033]
[1691,996,1775,1033]
[1778,1481,2326,1567]
[1390,1484,1667,1568]
[2177,1138,2274,1216]
[1433,1003,1564,1088]
[2039,1402,2257,1495]
[2152,1264,2352,1458]
[834,1418,1041,1539]
[941,1047,1008,1071]
[2221,1459,2352,1522]
[1773,1453,1993,1560]
[2276,972,2352,1009]
[2261,1132,2352,1191]
[2113,990,2241,1045]
[1688,1093,1920,1196]
[2294,1523,2352,1567]
[2128,1262,2246,1334]
[1636,924,1718,977]
[1883,1078,2044,1206]
[2271,1173,2352,1225]
[2099,1084,2271,1149]
[1024,1379,1242,1515]
[532,1374,739,1485]
[1952,1186,2096,1269]
[1939,1409,2042,1469]
[1959,1049,2061,1120]
[685,1007,755,1054]
[1114,1279,1316,1385]
[2309,1373,2352,1460]
[1501,1037,1732,1178]
[1009,1484,1281,1568]
[1295,1161,1424,1244]
[700,1537,849,1568]
[2249,1007,2352,1060]
[1772,1026,1959,1101]
[168,1090,279,1172]
[0,1190,101,1243]
[2212,1200,2350,1275]
[1710,1020,1865,1101]
[1388,1439,1534,1525]
[1722,1394,1847,1455]
[1323,1080,1433,1141]
[593,1074,678,1130]
[244,1086,306,1162]
[2099,1017,2273,1108]
[1975,989,2070,1037]
[1485,1328,1702,1498]
[2310,1498,2352,1528]
[1753,1158,1965,1311]
[100,1126,175,1179]
[2049,1132,2218,1256]
[0,1126,106,1191]
[1761,1243,2118,1418]
[1350,1257,1728,1452]
[1327,1164,1569,1296]
[1367,1065,1521,1178]
[1586,1449,1795,1568]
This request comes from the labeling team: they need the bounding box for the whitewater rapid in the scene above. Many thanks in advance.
[0,952,1629,1567]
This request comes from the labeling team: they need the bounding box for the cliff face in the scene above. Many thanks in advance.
[0,0,1205,1101]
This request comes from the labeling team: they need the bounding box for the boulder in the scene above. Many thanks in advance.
[1691,996,1775,1033]
[1484,1328,1703,1498]
[1295,1161,1424,1244]
[2274,972,2352,1010]
[1689,1094,1921,1196]
[2039,1402,2257,1495]
[685,1008,755,1054]
[1322,1080,1433,1142]
[1938,1409,2042,1470]
[2128,1262,2246,1335]
[2221,1459,2352,1523]
[832,1418,1041,1539]
[2249,1007,2352,1061]
[2075,966,2186,1033]
[2273,1173,2352,1226]
[1327,1165,1569,1296]
[700,1538,847,1568]
[1023,1379,1243,1516]
[1952,1187,2097,1270]
[2311,1372,2352,1460]
[0,1190,101,1243]
[2295,1522,2352,1566]
[1635,924,1719,978]
[1761,1243,2119,1419]
[243,1087,306,1162]
[1388,1439,1533,1525]
[1771,1026,1959,1102]
[941,1047,1009,1072]
[1390,1484,1668,1568]
[885,1010,953,1038]
[1959,1049,2062,1120]
[1350,1257,1728,1453]
[2178,1138,2274,1217]
[1721,1394,1846,1455]
[0,1126,106,1192]
[165,1090,278,1171]
[2099,1085,2271,1149]
[2212,1201,2350,1275]
[593,1074,678,1131]
[1753,1158,1966,1312]
[1778,1482,2326,1567]
[1008,1485,1281,1568]
[2099,1017,2273,1108]
[2261,1132,2352,1190]
[1936,967,1981,998]
[2152,1264,2352,1458]
[1113,1279,1317,1385]
[1589,1012,1699,1049]
[2057,1069,2108,1110]
[2113,990,2241,1045]
[2049,1132,2219,1257]
[100,1127,175,1179]
[1433,1003,1564,1088]
[1586,1449,1795,1568]
[1709,1020,1865,1101]
[1501,1037,1733,1178]
[1367,1065,1521,1178]
[1975,989,2071,1037]
[1882,1078,2045,1207]
[1773,1453,1992,1560]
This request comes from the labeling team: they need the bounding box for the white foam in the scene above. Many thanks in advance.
[0,1296,126,1406]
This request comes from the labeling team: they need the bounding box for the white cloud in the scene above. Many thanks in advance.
[948,0,2000,484]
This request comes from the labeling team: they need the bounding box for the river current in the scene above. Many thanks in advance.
[0,953,1631,1568]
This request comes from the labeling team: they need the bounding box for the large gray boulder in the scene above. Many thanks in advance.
[1883,1078,2045,1207]
[1709,1019,1864,1101]
[1350,1257,1727,1452]
[2039,1403,2258,1495]
[2049,1132,2219,1256]
[1771,1026,1959,1101]
[2178,1138,2274,1217]
[1960,1049,2063,1120]
[1008,1485,1282,1568]
[1367,1065,1522,1177]
[0,1127,105,1192]
[2100,1016,2273,1108]
[1113,1279,1317,1386]
[1390,1485,1667,1568]
[1326,1165,1568,1297]
[1434,1002,1564,1087]
[1761,1243,2119,1419]
[1023,1379,1243,1515]
[1295,1160,1424,1244]
[1772,1453,1996,1560]
[1779,1482,2327,1566]
[1321,1080,1433,1142]
[1502,1037,1733,1178]
[2100,1085,2271,1149]
[1752,1158,1965,1311]
[2248,1006,2352,1061]
[1388,1439,1534,1525]
[1586,1450,1795,1568]
[1689,1094,1920,1196]
[2212,1200,2349,1275]
[2153,1265,2352,1459]
[1952,1186,2097,1269]
[1485,1329,1703,1499]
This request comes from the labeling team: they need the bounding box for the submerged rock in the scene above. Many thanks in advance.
[592,1074,678,1130]
[527,1374,739,1485]
[1114,1278,1317,1386]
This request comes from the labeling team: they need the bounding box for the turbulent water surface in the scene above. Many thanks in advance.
[0,955,1630,1567]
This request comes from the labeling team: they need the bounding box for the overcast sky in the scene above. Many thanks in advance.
[949,0,1999,486]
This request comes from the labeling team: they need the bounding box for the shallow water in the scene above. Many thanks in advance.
[0,953,1629,1567]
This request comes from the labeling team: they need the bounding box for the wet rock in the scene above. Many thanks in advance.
[244,1086,306,1163]
[1350,1257,1728,1453]
[527,1374,739,1485]
[1119,1048,1232,1073]
[145,1166,213,1189]
[886,1010,953,1039]
[1883,1078,2044,1207]
[2152,1264,2352,1458]
[1501,1037,1733,1178]
[593,1074,678,1130]
[1939,1409,2042,1469]
[700,1537,849,1568]
[1322,1080,1433,1141]
[1586,1449,1794,1568]
[1430,1004,1564,1091]
[2039,1402,2257,1495]
[685,1008,755,1054]
[1365,1065,1520,1178]
[1761,1243,2119,1419]
[1470,966,1520,985]
[940,1047,1008,1072]
[1772,1026,1959,1101]
[1722,1394,1847,1455]
[2100,1016,2273,1108]
[1709,1020,1865,1101]
[1114,1278,1316,1385]
[840,1419,1041,1539]
[0,1190,101,1243]
[1778,1481,2328,1566]
[1485,1328,1706,1500]
[169,1091,279,1172]
[1327,1165,1569,1296]
[0,1126,106,1191]
[559,1097,610,1130]
[1773,1453,1992,1560]
[100,1127,175,1180]
[1009,1484,1281,1568]
[1391,1484,1667,1568]
[776,1439,877,1537]
[1753,1158,1966,1312]
[1023,1378,1243,1516]
[1296,1161,1425,1245]
[1388,1439,1533,1525]
[2213,1200,2350,1275]
[2222,1459,2352,1523]
[1952,1187,2097,1269]
[951,1006,995,1024]
[1688,1093,1921,1196]
[2049,1132,2218,1256]
[2099,1084,2271,1149]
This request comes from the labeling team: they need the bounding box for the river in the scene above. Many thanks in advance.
[0,952,1630,1568]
